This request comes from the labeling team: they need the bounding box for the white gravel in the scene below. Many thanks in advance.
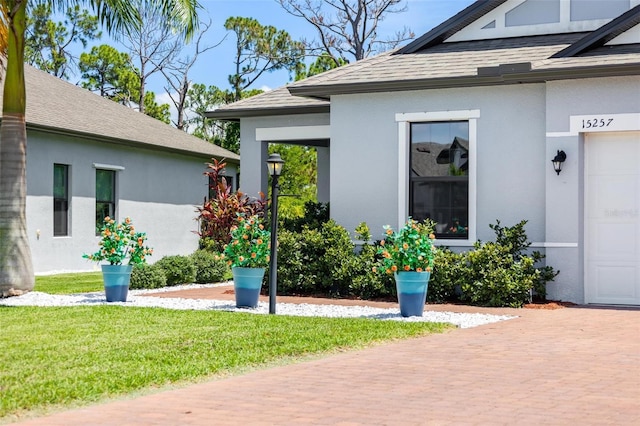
[0,284,517,329]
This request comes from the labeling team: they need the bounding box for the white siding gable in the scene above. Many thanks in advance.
[448,0,638,42]
[606,22,640,45]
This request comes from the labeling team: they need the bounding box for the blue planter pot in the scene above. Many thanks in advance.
[101,264,133,302]
[232,267,265,308]
[394,271,431,317]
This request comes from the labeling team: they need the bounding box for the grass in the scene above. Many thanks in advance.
[2,274,453,422]
[35,272,104,294]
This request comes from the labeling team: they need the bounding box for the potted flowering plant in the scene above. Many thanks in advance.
[83,216,153,302]
[377,218,437,317]
[222,214,270,308]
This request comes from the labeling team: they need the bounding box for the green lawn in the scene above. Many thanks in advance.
[2,274,452,422]
[35,272,104,294]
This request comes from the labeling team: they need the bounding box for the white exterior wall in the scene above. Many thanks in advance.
[329,84,547,244]
[236,78,639,305]
[544,76,640,303]
[26,131,237,273]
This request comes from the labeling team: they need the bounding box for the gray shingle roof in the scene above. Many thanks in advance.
[0,65,239,162]
[207,4,640,119]
[204,86,328,120]
[287,33,640,97]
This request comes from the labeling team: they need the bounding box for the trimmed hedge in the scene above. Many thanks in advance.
[130,263,167,290]
[155,255,196,286]
[191,250,230,284]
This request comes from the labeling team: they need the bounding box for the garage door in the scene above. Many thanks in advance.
[585,132,640,305]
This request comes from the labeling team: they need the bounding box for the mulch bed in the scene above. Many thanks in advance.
[523,301,576,310]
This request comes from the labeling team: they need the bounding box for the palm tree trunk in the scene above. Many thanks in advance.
[0,0,34,297]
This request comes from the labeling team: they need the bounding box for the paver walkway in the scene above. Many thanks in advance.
[9,288,640,426]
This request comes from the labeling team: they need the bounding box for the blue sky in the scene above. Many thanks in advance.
[144,0,475,101]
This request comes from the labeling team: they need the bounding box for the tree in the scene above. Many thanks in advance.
[143,90,170,123]
[268,144,317,219]
[277,0,414,65]
[0,0,200,298]
[295,51,347,80]
[184,83,261,154]
[121,0,182,114]
[79,44,138,104]
[161,19,220,130]
[25,3,101,79]
[79,44,170,122]
[225,16,305,101]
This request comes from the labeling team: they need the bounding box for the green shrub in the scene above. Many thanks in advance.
[342,223,394,300]
[277,219,355,297]
[423,220,559,307]
[280,201,330,233]
[427,249,464,303]
[191,250,230,284]
[489,220,559,300]
[277,221,395,300]
[129,264,167,290]
[459,242,537,307]
[344,242,395,300]
[156,255,196,286]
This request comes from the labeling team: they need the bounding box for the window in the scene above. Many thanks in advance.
[53,164,69,236]
[410,121,470,239]
[95,169,116,233]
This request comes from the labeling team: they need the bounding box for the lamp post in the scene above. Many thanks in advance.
[266,153,284,314]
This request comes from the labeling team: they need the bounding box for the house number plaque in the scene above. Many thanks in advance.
[570,113,640,133]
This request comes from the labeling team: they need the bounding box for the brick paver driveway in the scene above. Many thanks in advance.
[10,289,640,425]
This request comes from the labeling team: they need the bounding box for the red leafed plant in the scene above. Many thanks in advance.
[196,159,266,252]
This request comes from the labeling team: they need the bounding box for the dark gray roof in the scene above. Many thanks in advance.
[0,65,239,162]
[204,86,328,120]
[287,32,639,98]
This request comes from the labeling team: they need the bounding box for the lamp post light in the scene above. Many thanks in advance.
[266,153,284,314]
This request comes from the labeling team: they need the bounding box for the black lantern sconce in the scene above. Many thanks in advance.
[551,150,566,175]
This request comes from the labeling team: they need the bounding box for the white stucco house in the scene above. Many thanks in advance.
[207,0,640,305]
[0,65,239,273]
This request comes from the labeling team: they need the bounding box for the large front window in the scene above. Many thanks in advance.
[410,121,469,239]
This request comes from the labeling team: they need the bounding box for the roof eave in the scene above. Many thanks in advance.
[205,104,330,120]
[286,63,640,97]
[24,123,240,163]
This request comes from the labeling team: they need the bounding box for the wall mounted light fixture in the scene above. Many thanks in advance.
[551,150,566,175]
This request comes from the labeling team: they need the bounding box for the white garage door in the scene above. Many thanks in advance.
[585,131,640,305]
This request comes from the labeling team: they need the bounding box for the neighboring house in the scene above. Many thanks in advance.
[207,0,640,306]
[0,65,240,273]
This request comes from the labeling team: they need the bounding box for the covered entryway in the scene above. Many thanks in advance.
[585,131,640,305]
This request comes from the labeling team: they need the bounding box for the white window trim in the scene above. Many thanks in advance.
[92,163,125,171]
[396,109,479,245]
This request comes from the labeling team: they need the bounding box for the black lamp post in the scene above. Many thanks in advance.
[266,153,284,314]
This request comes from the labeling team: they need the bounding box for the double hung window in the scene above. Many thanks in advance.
[95,169,116,233]
[53,164,69,236]
[408,120,471,240]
